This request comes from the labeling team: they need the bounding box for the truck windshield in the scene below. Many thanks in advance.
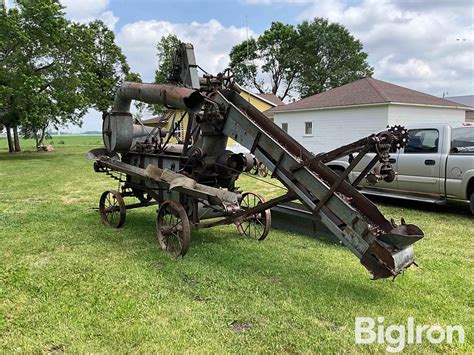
[451,127,474,151]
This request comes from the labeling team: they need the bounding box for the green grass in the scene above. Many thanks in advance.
[0,136,472,353]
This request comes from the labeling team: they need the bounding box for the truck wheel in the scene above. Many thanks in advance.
[470,192,474,215]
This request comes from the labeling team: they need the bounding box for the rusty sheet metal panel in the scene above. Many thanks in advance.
[270,202,337,242]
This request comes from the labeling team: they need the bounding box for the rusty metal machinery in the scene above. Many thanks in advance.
[88,42,424,279]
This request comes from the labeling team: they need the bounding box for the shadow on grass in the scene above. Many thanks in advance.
[367,194,472,217]
[0,151,90,163]
[89,209,388,303]
[0,151,56,160]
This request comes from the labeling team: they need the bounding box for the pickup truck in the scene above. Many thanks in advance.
[328,123,474,214]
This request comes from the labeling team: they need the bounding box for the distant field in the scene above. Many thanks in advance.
[0,136,472,353]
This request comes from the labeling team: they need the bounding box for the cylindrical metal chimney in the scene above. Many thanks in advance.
[113,82,204,113]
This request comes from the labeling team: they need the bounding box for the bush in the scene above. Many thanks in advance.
[58,140,65,145]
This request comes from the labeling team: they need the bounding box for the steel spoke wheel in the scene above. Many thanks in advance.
[156,200,191,257]
[99,190,126,228]
[236,192,271,241]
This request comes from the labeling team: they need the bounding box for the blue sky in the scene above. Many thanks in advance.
[9,0,471,132]
[110,0,304,32]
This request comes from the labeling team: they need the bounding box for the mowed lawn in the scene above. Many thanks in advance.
[0,136,472,353]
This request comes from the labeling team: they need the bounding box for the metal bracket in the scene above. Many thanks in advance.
[271,152,286,178]
[313,146,370,213]
[290,152,325,172]
[250,131,262,154]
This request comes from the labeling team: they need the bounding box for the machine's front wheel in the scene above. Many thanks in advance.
[236,192,271,241]
[156,200,191,257]
[99,190,126,228]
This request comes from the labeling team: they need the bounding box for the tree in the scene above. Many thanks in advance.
[229,38,259,90]
[0,2,22,152]
[81,20,130,120]
[150,34,181,114]
[229,18,373,100]
[154,34,181,84]
[230,22,298,100]
[0,0,90,149]
[1,2,133,150]
[296,18,373,98]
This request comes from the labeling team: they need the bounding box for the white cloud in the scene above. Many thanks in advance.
[245,0,474,96]
[96,10,119,30]
[60,0,118,30]
[61,0,109,18]
[378,56,435,80]
[296,0,474,96]
[117,19,257,82]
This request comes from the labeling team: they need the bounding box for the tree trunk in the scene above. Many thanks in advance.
[12,125,21,152]
[34,131,39,149]
[37,127,46,147]
[5,125,14,153]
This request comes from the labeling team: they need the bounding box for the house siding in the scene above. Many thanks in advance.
[387,104,466,125]
[239,91,274,112]
[273,103,466,154]
[273,105,389,153]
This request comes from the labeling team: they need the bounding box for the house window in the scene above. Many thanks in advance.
[281,123,288,133]
[304,122,313,135]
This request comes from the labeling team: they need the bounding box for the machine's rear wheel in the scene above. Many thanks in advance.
[99,190,126,228]
[236,192,271,241]
[156,200,191,257]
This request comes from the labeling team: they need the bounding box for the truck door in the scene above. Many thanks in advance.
[396,128,441,196]
[352,150,400,191]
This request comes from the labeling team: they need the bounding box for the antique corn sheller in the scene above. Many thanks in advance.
[88,43,424,279]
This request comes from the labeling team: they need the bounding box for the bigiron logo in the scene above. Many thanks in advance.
[355,317,465,352]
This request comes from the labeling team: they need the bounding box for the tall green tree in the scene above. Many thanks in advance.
[154,34,181,84]
[229,18,373,100]
[1,2,133,149]
[151,34,181,114]
[0,0,90,149]
[81,20,130,120]
[230,22,298,100]
[296,18,373,98]
[0,1,23,151]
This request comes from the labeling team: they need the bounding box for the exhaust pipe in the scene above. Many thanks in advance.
[113,82,205,113]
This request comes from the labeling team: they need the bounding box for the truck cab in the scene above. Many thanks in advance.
[328,123,474,213]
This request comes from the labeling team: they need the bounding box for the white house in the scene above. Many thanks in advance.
[268,78,470,153]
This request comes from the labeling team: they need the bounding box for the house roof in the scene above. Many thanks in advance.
[239,87,279,107]
[269,77,469,113]
[256,93,285,106]
[445,95,474,109]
